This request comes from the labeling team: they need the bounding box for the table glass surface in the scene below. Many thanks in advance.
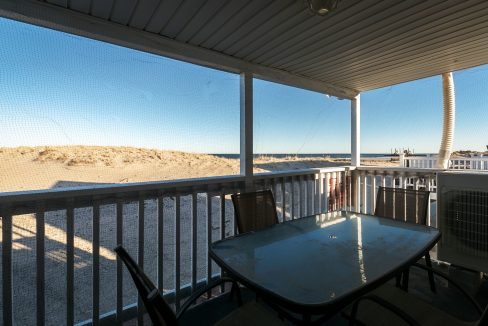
[210,211,440,307]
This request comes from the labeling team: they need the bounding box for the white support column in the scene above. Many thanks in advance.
[240,72,253,178]
[351,94,361,167]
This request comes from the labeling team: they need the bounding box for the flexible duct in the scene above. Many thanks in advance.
[436,72,455,169]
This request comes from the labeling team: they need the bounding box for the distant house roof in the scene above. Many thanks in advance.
[2,0,488,99]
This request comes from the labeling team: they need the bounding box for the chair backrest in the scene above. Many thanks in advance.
[231,190,279,234]
[374,187,430,225]
[114,245,177,326]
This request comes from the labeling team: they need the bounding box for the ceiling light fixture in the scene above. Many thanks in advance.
[305,0,340,16]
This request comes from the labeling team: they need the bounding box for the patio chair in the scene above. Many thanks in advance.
[114,245,285,326]
[347,263,487,326]
[374,186,435,292]
[231,189,279,234]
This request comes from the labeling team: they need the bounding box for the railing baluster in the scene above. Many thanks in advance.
[272,178,279,220]
[303,176,307,216]
[338,172,342,211]
[308,175,313,215]
[66,203,75,326]
[309,176,314,214]
[321,174,325,212]
[206,193,212,297]
[360,174,367,214]
[299,176,304,218]
[315,174,319,213]
[137,197,145,326]
[307,176,311,214]
[116,200,123,325]
[291,176,295,220]
[36,206,45,326]
[354,172,360,212]
[315,174,320,214]
[402,173,408,221]
[347,171,354,210]
[370,174,376,215]
[281,177,286,221]
[192,192,198,292]
[340,172,345,211]
[325,173,330,212]
[2,206,13,326]
[330,173,336,211]
[220,193,225,240]
[93,201,100,326]
[318,173,324,213]
[379,174,386,215]
[234,181,239,236]
[220,192,225,292]
[175,194,181,310]
[426,176,432,227]
[414,177,420,224]
[158,194,164,291]
[335,172,340,211]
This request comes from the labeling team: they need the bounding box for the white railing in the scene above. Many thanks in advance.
[402,155,488,171]
[0,167,351,326]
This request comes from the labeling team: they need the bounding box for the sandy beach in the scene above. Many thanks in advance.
[0,146,396,192]
[0,146,397,325]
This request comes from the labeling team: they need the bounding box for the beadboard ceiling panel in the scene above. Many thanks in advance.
[2,0,488,96]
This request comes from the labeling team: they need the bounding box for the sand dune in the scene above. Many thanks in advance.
[0,146,394,192]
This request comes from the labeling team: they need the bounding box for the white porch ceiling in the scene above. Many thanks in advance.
[2,0,488,99]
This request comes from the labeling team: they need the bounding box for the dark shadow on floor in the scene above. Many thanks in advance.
[126,260,488,325]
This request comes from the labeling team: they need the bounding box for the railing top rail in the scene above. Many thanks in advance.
[0,166,353,206]
[439,170,488,175]
[253,166,353,179]
[404,156,488,161]
[450,157,488,161]
[403,156,436,160]
[0,174,245,205]
[359,156,398,161]
[356,166,443,174]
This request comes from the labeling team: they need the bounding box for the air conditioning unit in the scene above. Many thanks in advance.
[438,171,488,272]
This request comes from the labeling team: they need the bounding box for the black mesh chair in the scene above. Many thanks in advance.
[114,245,284,326]
[374,186,435,292]
[231,190,279,234]
[374,187,430,225]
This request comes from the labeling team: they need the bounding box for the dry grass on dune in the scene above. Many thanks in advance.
[0,146,395,192]
[32,145,235,167]
[0,146,240,192]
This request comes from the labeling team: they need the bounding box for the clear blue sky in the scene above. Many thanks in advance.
[1,17,487,154]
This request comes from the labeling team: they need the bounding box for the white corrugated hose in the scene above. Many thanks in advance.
[436,72,455,169]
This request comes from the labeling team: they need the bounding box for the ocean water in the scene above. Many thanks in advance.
[212,153,398,159]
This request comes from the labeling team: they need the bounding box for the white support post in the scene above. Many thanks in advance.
[240,72,253,180]
[351,94,361,166]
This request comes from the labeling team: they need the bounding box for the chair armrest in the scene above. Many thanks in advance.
[411,263,483,315]
[349,294,422,326]
[175,277,241,320]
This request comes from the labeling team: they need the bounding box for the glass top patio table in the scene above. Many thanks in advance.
[209,210,441,318]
